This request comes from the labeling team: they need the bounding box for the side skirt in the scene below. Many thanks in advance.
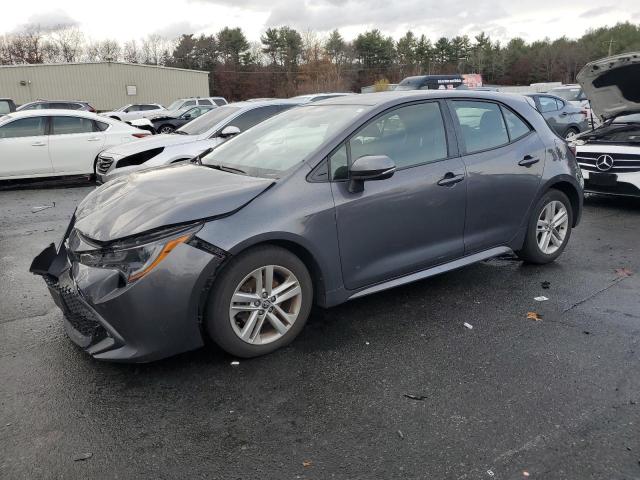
[348,246,512,300]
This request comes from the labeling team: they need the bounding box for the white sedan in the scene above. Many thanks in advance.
[0,110,150,180]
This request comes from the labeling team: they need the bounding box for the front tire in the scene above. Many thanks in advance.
[205,246,313,358]
[516,189,573,264]
[564,127,579,140]
[158,125,175,134]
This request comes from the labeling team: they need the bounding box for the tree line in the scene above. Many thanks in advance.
[2,22,640,100]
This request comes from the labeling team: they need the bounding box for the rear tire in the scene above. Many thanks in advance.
[516,189,573,264]
[205,246,313,358]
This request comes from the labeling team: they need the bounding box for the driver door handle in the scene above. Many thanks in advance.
[519,155,540,167]
[437,173,465,187]
[87,137,102,142]
[31,141,46,147]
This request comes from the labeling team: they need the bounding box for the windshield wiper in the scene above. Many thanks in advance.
[174,130,188,135]
[208,164,247,175]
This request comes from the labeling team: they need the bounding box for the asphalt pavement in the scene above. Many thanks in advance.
[1,184,639,479]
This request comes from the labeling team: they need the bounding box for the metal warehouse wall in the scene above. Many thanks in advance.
[0,62,210,111]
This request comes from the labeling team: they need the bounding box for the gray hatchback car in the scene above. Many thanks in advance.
[31,91,583,362]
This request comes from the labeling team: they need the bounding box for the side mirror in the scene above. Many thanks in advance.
[219,125,241,138]
[348,155,396,193]
[183,114,192,120]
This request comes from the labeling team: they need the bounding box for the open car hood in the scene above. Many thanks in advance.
[74,163,273,242]
[577,52,640,120]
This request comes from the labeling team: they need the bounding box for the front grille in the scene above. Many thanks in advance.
[577,151,640,173]
[96,156,114,175]
[45,276,107,342]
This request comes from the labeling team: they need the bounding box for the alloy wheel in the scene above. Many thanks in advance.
[536,200,569,255]
[229,265,303,345]
[160,126,174,134]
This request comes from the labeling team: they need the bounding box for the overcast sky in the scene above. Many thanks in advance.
[1,0,638,43]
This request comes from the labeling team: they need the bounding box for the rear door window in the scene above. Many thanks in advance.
[0,117,47,138]
[451,100,509,153]
[538,96,559,113]
[183,100,197,107]
[213,98,227,106]
[199,99,212,105]
[500,106,531,141]
[51,116,96,135]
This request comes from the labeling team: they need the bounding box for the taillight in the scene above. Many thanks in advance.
[88,106,96,113]
[132,133,150,138]
[581,109,588,118]
[568,143,577,156]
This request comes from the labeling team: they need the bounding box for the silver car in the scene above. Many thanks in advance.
[95,99,303,183]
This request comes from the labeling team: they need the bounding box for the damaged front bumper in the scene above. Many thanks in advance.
[30,219,227,362]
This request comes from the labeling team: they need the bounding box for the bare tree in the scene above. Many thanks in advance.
[123,40,139,63]
[50,27,84,62]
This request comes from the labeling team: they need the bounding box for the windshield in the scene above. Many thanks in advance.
[549,87,582,102]
[202,105,367,178]
[176,106,241,135]
[167,100,184,111]
[117,105,132,112]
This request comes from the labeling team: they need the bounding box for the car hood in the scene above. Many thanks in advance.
[74,163,274,242]
[102,133,200,156]
[577,52,640,120]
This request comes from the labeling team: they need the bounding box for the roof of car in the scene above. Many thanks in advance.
[0,109,101,120]
[223,99,307,110]
[312,90,532,107]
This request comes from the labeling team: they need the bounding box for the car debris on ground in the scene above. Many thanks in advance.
[31,203,55,213]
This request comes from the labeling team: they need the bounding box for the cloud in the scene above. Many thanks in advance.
[23,9,79,32]
[580,6,614,18]
[153,21,206,39]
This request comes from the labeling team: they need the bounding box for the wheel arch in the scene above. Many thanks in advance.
[221,233,329,307]
[546,179,582,227]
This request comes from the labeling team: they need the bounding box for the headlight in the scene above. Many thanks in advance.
[75,224,202,283]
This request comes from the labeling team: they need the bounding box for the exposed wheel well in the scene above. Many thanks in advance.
[232,240,326,306]
[548,181,580,226]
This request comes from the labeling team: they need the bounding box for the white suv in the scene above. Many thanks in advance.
[101,104,165,122]
[166,97,227,111]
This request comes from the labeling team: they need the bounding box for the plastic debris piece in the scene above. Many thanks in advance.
[365,341,370,345]
[487,470,495,477]
[31,203,55,213]
[403,394,428,401]
[614,268,633,278]
[230,361,240,366]
[526,312,543,321]
[463,322,473,329]
[541,281,551,289]
[583,331,591,335]
[523,472,530,477]
[534,296,548,302]
[73,452,93,462]
[397,430,404,439]
[302,460,313,467]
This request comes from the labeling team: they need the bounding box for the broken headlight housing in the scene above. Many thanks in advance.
[73,223,202,283]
